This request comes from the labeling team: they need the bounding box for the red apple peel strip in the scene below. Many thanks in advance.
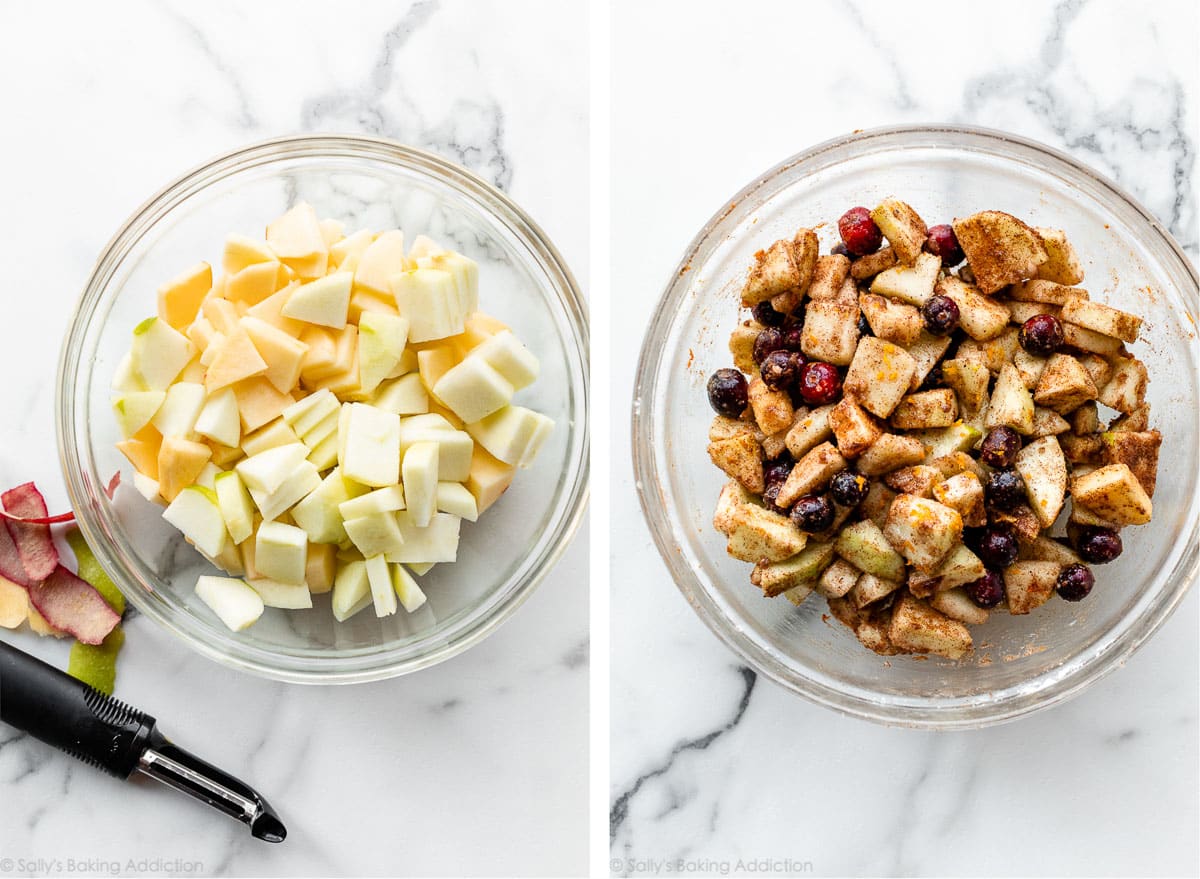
[0,522,34,587]
[28,565,121,645]
[1,483,60,580]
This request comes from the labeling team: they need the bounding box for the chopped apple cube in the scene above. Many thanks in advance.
[466,405,554,469]
[282,272,353,328]
[357,312,410,394]
[158,436,212,502]
[433,357,515,423]
[131,317,195,390]
[150,382,206,438]
[466,446,515,514]
[338,485,406,520]
[157,262,213,329]
[194,387,241,448]
[365,554,398,617]
[331,559,372,622]
[112,391,166,439]
[240,315,309,393]
[231,377,295,433]
[387,512,461,564]
[371,374,430,415]
[353,229,406,296]
[402,441,439,527]
[205,325,269,392]
[436,482,478,521]
[117,426,163,479]
[236,442,310,494]
[344,512,406,558]
[240,420,300,457]
[305,543,336,593]
[291,467,364,545]
[163,485,227,557]
[390,563,428,612]
[266,202,328,279]
[195,575,264,632]
[254,521,308,585]
[391,268,464,342]
[213,470,255,545]
[248,461,320,522]
[339,403,401,487]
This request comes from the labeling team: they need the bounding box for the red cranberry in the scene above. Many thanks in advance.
[790,495,834,532]
[1019,314,1065,356]
[798,361,842,405]
[707,369,748,418]
[760,350,800,390]
[752,300,786,327]
[1075,527,1122,564]
[837,207,882,256]
[922,294,960,336]
[966,570,1005,608]
[924,224,964,265]
[977,523,1019,569]
[830,471,868,507]
[1056,563,1095,601]
[985,470,1027,511]
[979,426,1021,469]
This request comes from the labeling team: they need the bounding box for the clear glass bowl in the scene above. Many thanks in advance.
[58,134,589,684]
[632,125,1198,728]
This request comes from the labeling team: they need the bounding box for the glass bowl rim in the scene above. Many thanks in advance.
[57,132,590,685]
[631,123,1199,728]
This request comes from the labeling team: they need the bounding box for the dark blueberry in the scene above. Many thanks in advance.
[837,207,883,256]
[760,350,800,390]
[763,456,794,488]
[830,471,869,507]
[962,526,985,554]
[1056,563,1095,601]
[979,426,1021,469]
[985,470,1027,512]
[965,570,1005,608]
[922,294,960,336]
[798,361,842,405]
[752,300,786,327]
[753,327,787,367]
[976,522,1019,569]
[919,362,944,391]
[790,495,834,532]
[1019,314,1065,357]
[781,326,806,352]
[1074,527,1123,564]
[857,313,872,336]
[706,369,749,418]
[924,224,964,266]
[761,481,787,514]
[831,242,850,257]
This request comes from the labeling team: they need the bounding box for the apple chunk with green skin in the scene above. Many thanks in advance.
[433,357,514,423]
[254,521,307,585]
[291,467,363,544]
[357,312,410,394]
[282,272,352,328]
[340,403,401,487]
[195,575,264,632]
[331,559,372,622]
[402,441,439,527]
[131,317,195,390]
[112,391,166,439]
[365,554,397,617]
[162,486,228,558]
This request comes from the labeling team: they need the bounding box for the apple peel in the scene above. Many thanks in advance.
[0,522,34,587]
[27,565,121,645]
[2,483,60,579]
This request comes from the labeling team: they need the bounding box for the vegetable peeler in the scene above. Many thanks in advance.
[0,639,286,842]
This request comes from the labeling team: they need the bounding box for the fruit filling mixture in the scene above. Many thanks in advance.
[708,198,1159,659]
[113,203,553,632]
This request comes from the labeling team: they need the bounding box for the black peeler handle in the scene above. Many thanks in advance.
[0,638,155,778]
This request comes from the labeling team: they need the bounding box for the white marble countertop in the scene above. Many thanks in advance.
[0,2,587,876]
[611,1,1197,876]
